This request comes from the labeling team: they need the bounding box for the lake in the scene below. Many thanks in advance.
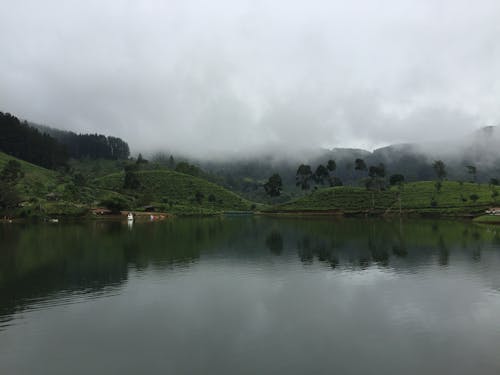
[1,217,500,374]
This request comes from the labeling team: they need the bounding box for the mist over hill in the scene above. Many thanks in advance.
[176,126,500,198]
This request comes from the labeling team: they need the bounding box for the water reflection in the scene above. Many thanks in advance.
[2,218,500,321]
[1,218,500,374]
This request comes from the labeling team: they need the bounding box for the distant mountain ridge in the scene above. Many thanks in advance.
[190,126,500,197]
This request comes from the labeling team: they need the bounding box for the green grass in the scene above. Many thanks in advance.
[0,151,58,199]
[266,181,499,216]
[94,169,254,213]
[1,153,257,218]
[473,215,500,224]
[0,152,131,218]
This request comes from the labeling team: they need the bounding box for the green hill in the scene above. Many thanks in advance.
[0,152,135,218]
[94,169,254,214]
[266,181,499,216]
[1,152,256,218]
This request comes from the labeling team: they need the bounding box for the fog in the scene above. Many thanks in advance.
[1,0,500,158]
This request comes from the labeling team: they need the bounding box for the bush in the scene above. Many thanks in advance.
[100,195,129,213]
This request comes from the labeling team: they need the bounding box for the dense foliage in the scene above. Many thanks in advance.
[0,112,68,169]
[35,124,130,160]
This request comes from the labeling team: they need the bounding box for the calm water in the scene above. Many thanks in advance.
[1,217,500,374]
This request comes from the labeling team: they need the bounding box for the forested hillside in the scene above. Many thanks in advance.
[0,112,68,169]
[33,124,130,160]
[0,112,130,171]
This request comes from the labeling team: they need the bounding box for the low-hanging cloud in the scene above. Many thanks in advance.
[1,0,499,157]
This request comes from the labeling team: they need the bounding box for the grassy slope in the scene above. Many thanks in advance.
[0,151,58,194]
[267,181,498,216]
[94,169,254,214]
[1,153,255,217]
[0,152,126,217]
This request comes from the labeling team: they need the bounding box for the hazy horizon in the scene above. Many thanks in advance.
[2,0,500,158]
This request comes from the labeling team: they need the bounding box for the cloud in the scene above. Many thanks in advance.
[1,0,499,157]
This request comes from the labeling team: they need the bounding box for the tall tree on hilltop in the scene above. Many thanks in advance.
[326,159,338,186]
[313,164,329,185]
[354,158,367,172]
[327,160,337,173]
[366,163,386,191]
[296,164,313,190]
[432,160,447,181]
[354,158,367,186]
[264,173,283,197]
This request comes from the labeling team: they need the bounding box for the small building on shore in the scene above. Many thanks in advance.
[485,207,500,215]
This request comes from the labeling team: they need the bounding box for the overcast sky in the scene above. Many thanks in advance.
[1,0,499,157]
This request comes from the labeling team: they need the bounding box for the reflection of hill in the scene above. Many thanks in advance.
[0,218,247,323]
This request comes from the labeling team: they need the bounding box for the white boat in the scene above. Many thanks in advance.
[127,212,134,222]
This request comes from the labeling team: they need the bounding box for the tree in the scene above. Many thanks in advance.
[1,160,23,183]
[0,182,21,213]
[327,160,337,173]
[100,196,129,213]
[432,160,446,181]
[265,231,283,255]
[195,191,204,204]
[354,158,367,172]
[325,160,338,186]
[175,161,201,176]
[469,194,479,204]
[123,164,141,190]
[389,174,405,186]
[367,163,386,191]
[72,172,86,187]
[491,189,498,202]
[136,153,148,164]
[466,165,477,183]
[313,165,329,185]
[490,178,499,186]
[435,181,442,193]
[264,173,283,197]
[296,164,313,190]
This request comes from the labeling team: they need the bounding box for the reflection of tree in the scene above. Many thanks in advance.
[297,236,313,263]
[392,220,407,258]
[297,235,339,267]
[265,231,283,255]
[470,229,482,261]
[368,236,389,266]
[392,244,407,257]
[438,236,449,266]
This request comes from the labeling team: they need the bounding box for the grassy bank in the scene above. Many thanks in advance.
[265,181,498,217]
[1,153,257,218]
[472,215,500,224]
